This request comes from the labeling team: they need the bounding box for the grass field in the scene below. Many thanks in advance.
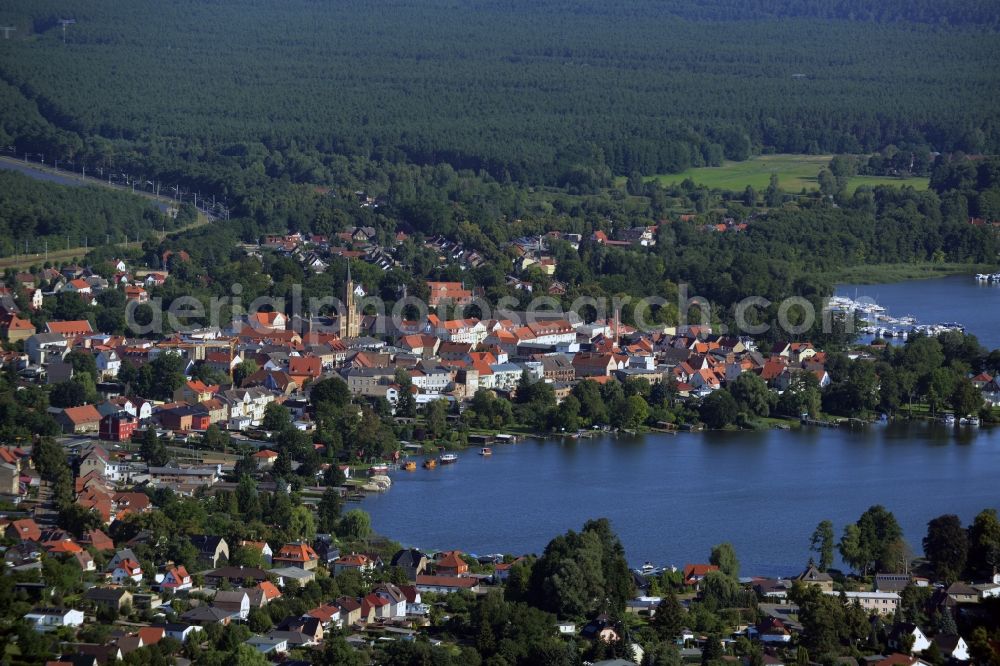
[616,154,929,194]
[820,262,998,284]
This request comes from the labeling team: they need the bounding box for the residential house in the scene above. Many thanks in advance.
[932,635,970,661]
[85,587,133,613]
[212,591,251,620]
[373,583,408,618]
[95,350,121,379]
[6,518,41,542]
[110,558,143,585]
[190,535,230,567]
[434,550,469,576]
[415,575,480,594]
[56,405,103,434]
[797,563,834,592]
[683,564,719,587]
[333,553,375,575]
[46,319,94,340]
[825,591,899,615]
[272,542,319,570]
[204,566,270,587]
[335,596,363,626]
[390,548,428,580]
[887,623,931,653]
[99,411,138,442]
[159,565,192,592]
[239,540,274,565]
[24,607,85,632]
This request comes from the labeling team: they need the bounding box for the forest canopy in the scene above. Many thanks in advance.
[0,0,997,188]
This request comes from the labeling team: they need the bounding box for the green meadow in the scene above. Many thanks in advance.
[620,154,929,193]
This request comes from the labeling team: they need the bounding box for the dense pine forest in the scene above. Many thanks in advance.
[0,0,998,189]
[0,171,174,257]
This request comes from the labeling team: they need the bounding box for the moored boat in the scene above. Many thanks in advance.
[439,453,458,464]
[403,461,417,471]
[423,459,437,469]
[479,447,492,456]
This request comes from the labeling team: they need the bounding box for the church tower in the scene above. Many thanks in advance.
[342,261,361,339]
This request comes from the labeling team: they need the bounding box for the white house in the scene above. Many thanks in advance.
[889,624,931,653]
[24,607,85,632]
[110,558,143,584]
[933,635,970,662]
[373,583,408,619]
[96,350,122,379]
[161,623,203,643]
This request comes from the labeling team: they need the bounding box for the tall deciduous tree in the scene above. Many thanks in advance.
[710,543,740,579]
[922,514,968,583]
[810,520,835,572]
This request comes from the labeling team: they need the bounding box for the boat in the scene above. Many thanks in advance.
[479,447,492,456]
[969,416,981,426]
[439,453,458,464]
[423,459,437,469]
[403,461,417,471]
[369,464,389,475]
[960,417,970,425]
[943,414,956,425]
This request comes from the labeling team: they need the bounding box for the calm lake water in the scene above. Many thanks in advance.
[836,275,1000,351]
[365,424,1000,577]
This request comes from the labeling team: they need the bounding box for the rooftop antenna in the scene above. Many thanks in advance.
[0,27,15,40]
[58,19,75,44]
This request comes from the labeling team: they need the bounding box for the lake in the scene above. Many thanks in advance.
[836,275,1000,351]
[365,423,1000,577]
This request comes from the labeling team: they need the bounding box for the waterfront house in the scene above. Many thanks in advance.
[434,550,469,576]
[391,548,428,580]
[415,574,480,594]
[797,563,834,592]
[683,563,719,587]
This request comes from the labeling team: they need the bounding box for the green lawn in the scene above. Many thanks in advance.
[616,154,929,194]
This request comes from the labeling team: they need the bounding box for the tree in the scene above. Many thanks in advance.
[729,372,771,417]
[967,509,1000,580]
[709,543,739,579]
[702,634,724,665]
[652,590,685,641]
[287,505,316,542]
[950,378,983,417]
[424,398,448,439]
[699,390,738,429]
[261,402,292,432]
[317,486,343,533]
[922,514,968,583]
[139,428,170,467]
[394,368,417,418]
[527,518,634,618]
[337,509,372,542]
[839,505,904,575]
[810,520,835,572]
[310,375,351,408]
[622,394,650,429]
[49,380,86,408]
[232,359,258,388]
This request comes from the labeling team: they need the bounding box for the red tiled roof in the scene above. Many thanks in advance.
[415,575,478,588]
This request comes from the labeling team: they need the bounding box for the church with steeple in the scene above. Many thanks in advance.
[341,262,361,339]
